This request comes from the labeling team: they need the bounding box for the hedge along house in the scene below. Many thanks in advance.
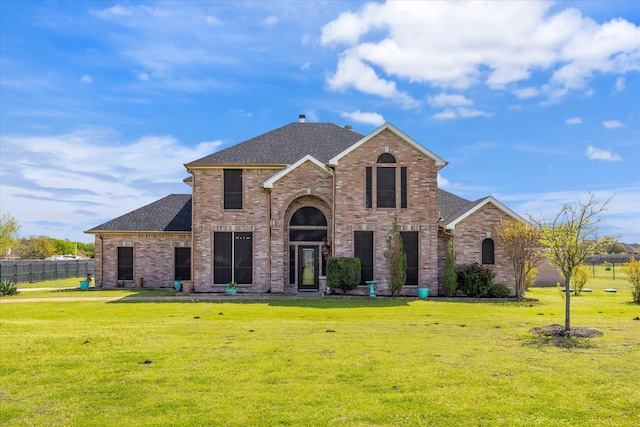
[86,117,523,295]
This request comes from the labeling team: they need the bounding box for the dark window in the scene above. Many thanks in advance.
[290,207,327,226]
[377,153,396,163]
[401,167,407,208]
[213,232,253,284]
[377,167,396,208]
[234,233,253,284]
[214,232,232,284]
[401,232,418,286]
[354,231,374,285]
[482,238,495,265]
[289,229,328,242]
[289,246,296,284]
[365,167,372,208]
[117,247,133,281]
[174,247,191,281]
[224,169,243,209]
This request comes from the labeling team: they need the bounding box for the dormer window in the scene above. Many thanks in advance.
[365,153,407,209]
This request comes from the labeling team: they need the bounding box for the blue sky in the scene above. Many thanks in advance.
[1,1,639,244]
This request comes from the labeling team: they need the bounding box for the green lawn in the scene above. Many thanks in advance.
[1,280,638,426]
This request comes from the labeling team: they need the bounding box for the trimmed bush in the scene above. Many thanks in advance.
[456,263,495,297]
[442,242,457,297]
[327,257,361,295]
[487,283,511,298]
[0,279,18,297]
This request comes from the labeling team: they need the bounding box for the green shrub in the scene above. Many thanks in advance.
[327,257,361,295]
[487,283,511,298]
[384,218,406,296]
[442,242,457,297]
[456,263,495,297]
[0,279,18,296]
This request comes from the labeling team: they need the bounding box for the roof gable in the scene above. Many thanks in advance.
[443,195,524,229]
[328,122,447,169]
[187,122,364,166]
[263,155,330,189]
[86,194,192,233]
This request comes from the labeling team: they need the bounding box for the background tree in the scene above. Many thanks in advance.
[384,218,406,296]
[600,237,625,254]
[496,218,544,298]
[0,213,21,258]
[620,257,640,304]
[15,236,56,259]
[532,193,611,331]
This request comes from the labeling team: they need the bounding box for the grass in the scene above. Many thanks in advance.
[11,278,177,298]
[1,279,639,426]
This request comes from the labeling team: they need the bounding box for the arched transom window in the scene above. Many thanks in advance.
[289,207,327,241]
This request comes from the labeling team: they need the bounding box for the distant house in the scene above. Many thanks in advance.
[86,117,523,295]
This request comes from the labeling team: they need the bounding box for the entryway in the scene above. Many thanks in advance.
[298,246,319,291]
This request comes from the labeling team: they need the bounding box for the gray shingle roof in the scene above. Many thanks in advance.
[188,122,364,165]
[87,194,192,233]
[438,189,485,224]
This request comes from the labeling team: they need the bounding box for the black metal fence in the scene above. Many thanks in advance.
[0,260,95,284]
[586,254,639,280]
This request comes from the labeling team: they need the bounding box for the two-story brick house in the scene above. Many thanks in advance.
[87,117,522,295]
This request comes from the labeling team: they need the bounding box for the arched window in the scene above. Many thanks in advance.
[377,153,396,163]
[482,238,495,265]
[366,152,407,209]
[289,207,327,241]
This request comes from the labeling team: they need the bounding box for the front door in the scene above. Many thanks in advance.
[298,246,319,291]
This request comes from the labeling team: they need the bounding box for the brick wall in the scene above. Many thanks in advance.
[333,129,440,296]
[451,204,517,294]
[190,167,277,292]
[94,233,191,288]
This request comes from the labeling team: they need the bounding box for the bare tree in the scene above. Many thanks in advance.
[532,194,611,331]
[496,218,544,298]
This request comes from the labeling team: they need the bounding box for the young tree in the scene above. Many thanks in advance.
[0,213,21,258]
[442,240,458,297]
[384,218,406,296]
[620,257,640,304]
[532,193,611,331]
[496,218,544,298]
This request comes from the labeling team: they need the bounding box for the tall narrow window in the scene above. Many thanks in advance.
[482,238,495,265]
[365,167,372,208]
[289,246,296,284]
[213,232,253,284]
[377,167,396,208]
[400,232,418,286]
[174,247,191,281]
[354,231,374,285]
[117,247,134,281]
[401,167,407,208]
[224,169,243,209]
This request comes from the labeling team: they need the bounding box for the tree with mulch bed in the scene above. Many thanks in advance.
[532,193,611,332]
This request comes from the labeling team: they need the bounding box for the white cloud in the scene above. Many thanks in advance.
[340,110,385,126]
[264,15,278,26]
[513,87,540,99]
[137,72,149,81]
[427,93,473,108]
[432,108,492,121]
[327,54,419,107]
[321,2,640,101]
[603,120,624,129]
[80,75,92,84]
[586,146,622,161]
[615,77,626,92]
[565,117,582,125]
[437,174,450,187]
[0,128,221,241]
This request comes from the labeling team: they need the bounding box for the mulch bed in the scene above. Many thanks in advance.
[530,324,603,338]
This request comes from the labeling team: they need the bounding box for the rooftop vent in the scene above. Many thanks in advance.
[345,125,353,130]
[298,114,306,123]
